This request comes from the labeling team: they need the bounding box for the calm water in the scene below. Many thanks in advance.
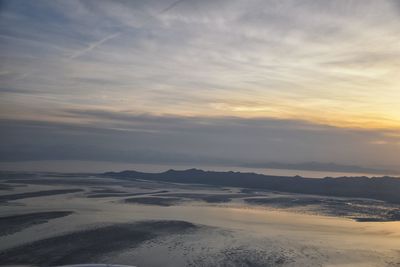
[1,175,400,266]
[0,160,397,178]
[1,182,400,266]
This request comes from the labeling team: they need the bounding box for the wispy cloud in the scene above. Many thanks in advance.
[69,32,120,59]
[159,0,186,14]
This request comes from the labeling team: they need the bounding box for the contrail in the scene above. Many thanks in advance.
[70,32,120,59]
[69,0,185,60]
[159,0,186,14]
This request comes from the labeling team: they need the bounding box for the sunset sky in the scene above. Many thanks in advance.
[1,0,400,171]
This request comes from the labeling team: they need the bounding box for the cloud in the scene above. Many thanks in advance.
[69,32,121,59]
[1,112,400,169]
[159,0,187,14]
[1,0,400,169]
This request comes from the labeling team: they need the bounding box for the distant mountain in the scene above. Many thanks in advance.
[102,168,400,203]
[241,162,398,175]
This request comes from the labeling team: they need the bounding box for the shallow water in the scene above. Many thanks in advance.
[0,175,399,266]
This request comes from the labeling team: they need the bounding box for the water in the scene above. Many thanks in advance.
[0,160,396,178]
[1,175,400,266]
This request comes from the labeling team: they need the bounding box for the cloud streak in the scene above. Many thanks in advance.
[159,0,187,14]
[69,32,120,59]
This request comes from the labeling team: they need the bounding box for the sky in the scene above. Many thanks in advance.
[1,0,400,172]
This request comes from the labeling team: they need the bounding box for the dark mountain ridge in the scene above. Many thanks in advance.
[102,169,400,203]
